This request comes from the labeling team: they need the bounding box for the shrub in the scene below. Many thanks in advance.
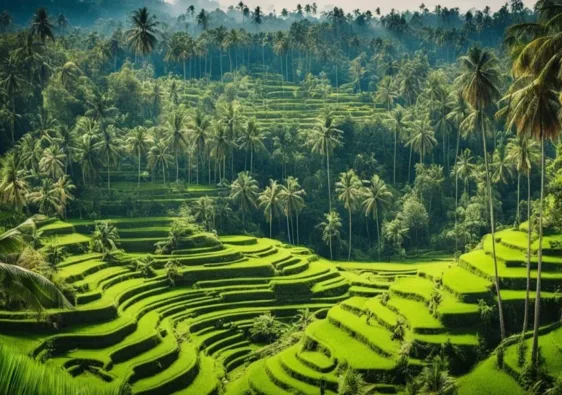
[249,313,286,344]
[517,336,528,368]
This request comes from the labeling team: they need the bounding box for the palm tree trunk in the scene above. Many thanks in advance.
[329,236,333,260]
[296,211,300,245]
[348,209,352,260]
[176,153,179,183]
[250,149,253,174]
[162,162,166,184]
[531,137,545,368]
[523,171,531,335]
[516,173,521,225]
[107,162,111,191]
[286,213,291,243]
[408,146,413,183]
[196,148,199,184]
[138,150,141,188]
[269,212,273,238]
[376,209,381,261]
[482,123,506,341]
[393,131,397,185]
[326,150,332,211]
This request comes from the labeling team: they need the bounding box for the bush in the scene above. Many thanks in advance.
[249,313,286,344]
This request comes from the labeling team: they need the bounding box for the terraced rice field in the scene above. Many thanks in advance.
[2,209,562,394]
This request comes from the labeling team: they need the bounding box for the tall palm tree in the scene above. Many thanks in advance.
[39,145,66,180]
[362,175,393,259]
[74,134,99,185]
[491,144,514,185]
[336,170,363,260]
[127,7,160,60]
[95,125,121,191]
[0,54,25,142]
[209,121,230,181]
[218,101,244,179]
[374,77,397,111]
[384,105,410,185]
[279,177,306,244]
[0,153,29,211]
[126,126,154,188]
[0,224,72,311]
[92,221,119,260]
[258,179,284,238]
[456,46,506,340]
[27,178,60,216]
[317,210,342,260]
[308,108,343,211]
[406,118,437,164]
[52,175,75,219]
[454,149,476,196]
[230,171,259,229]
[506,135,539,335]
[147,141,173,184]
[164,111,189,183]
[193,196,215,231]
[500,59,562,365]
[238,117,266,173]
[31,8,55,43]
[188,108,210,185]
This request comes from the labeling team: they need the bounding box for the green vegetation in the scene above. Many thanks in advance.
[2,0,562,393]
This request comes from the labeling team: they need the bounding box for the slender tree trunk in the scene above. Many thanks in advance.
[348,209,352,260]
[138,150,141,188]
[408,146,413,183]
[107,162,111,191]
[393,131,397,184]
[327,150,332,211]
[250,149,253,174]
[296,211,300,245]
[176,153,179,183]
[286,213,291,244]
[482,121,506,341]
[269,212,273,238]
[516,173,521,225]
[376,209,381,261]
[329,236,333,260]
[531,137,545,367]
[196,148,199,184]
[523,171,532,335]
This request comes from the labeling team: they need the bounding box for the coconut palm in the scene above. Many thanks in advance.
[500,63,562,365]
[336,170,363,260]
[126,126,154,188]
[418,356,457,395]
[454,149,476,196]
[279,177,306,244]
[18,135,42,175]
[164,111,189,183]
[74,134,100,185]
[27,178,60,216]
[0,54,25,142]
[1,225,71,311]
[209,121,230,181]
[258,179,284,238]
[95,125,121,191]
[491,144,514,185]
[193,196,215,231]
[147,141,173,184]
[39,145,66,180]
[0,153,29,211]
[59,62,81,89]
[374,77,397,111]
[32,109,58,146]
[317,210,342,260]
[91,221,119,260]
[188,108,210,185]
[384,105,410,184]
[230,171,259,229]
[238,118,266,173]
[52,175,75,219]
[456,46,505,340]
[52,125,76,175]
[31,8,55,43]
[308,108,344,210]
[507,136,538,335]
[218,101,244,179]
[362,174,393,259]
[127,7,160,59]
[406,118,437,164]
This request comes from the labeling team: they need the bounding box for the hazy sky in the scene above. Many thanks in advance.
[211,0,537,14]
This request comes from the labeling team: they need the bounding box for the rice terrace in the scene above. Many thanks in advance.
[1,0,562,394]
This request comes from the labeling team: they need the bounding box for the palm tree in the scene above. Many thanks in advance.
[31,8,55,43]
[0,153,29,211]
[406,118,437,164]
[126,126,154,188]
[418,356,457,395]
[92,221,119,261]
[164,111,189,183]
[454,149,476,196]
[209,121,230,181]
[362,175,393,259]
[27,178,60,216]
[258,180,284,238]
[59,62,81,90]
[384,105,410,184]
[147,141,173,184]
[95,125,121,191]
[52,175,75,219]
[279,177,306,244]
[230,171,259,229]
[308,108,344,211]
[193,196,215,231]
[317,210,342,260]
[188,108,210,185]
[336,170,363,260]
[374,77,397,111]
[506,136,538,335]
[252,6,264,33]
[39,145,66,180]
[500,62,562,365]
[238,118,266,173]
[0,54,25,142]
[74,134,99,185]
[491,144,514,185]
[57,13,68,34]
[456,46,506,340]
[127,7,160,60]
[0,225,72,311]
[218,101,244,179]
